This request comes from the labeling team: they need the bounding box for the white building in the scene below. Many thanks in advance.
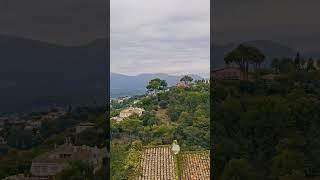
[116,96,130,103]
[111,116,123,123]
[119,107,144,118]
[133,100,140,105]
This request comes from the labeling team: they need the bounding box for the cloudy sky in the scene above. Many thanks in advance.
[111,0,210,77]
[0,0,107,46]
[214,0,320,53]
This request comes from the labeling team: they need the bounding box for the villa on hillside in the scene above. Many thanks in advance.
[119,107,144,118]
[24,120,42,130]
[111,107,145,123]
[176,82,191,88]
[212,67,254,80]
[40,111,66,121]
[116,96,130,103]
[30,138,107,178]
[75,122,95,134]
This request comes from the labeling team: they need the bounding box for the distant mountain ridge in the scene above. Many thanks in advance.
[111,73,204,97]
[0,35,108,113]
[2,35,320,111]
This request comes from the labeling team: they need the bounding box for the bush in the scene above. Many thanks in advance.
[159,100,168,108]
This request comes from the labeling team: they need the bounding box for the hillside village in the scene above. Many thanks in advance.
[111,76,210,179]
[0,106,108,179]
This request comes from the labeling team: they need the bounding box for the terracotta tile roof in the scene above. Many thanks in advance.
[180,151,210,180]
[137,146,176,180]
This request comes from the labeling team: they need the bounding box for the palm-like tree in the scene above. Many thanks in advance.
[224,44,265,80]
[180,75,193,84]
[160,80,168,90]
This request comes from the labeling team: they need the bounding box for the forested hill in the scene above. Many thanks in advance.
[0,35,108,113]
[111,79,210,178]
[213,70,320,179]
[110,73,204,97]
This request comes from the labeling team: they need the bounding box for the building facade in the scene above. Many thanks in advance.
[212,67,256,80]
[30,141,107,177]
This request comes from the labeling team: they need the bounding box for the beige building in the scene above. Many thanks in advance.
[3,174,48,180]
[25,120,42,130]
[30,139,107,177]
[116,96,130,103]
[111,116,124,123]
[40,111,66,121]
[119,107,144,119]
[75,122,95,134]
[176,82,191,88]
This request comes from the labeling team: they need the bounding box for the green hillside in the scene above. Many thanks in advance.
[110,77,210,179]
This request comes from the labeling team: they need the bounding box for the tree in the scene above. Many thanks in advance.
[180,75,193,84]
[317,59,320,69]
[306,58,316,72]
[279,170,306,180]
[146,78,162,93]
[294,52,301,71]
[221,159,255,180]
[142,111,157,126]
[54,161,94,180]
[224,44,265,80]
[271,58,280,73]
[146,79,167,96]
[124,140,143,177]
[160,80,168,90]
[178,112,190,124]
[159,100,168,109]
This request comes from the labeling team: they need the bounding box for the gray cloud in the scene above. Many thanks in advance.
[111,0,210,77]
[0,0,107,45]
[213,0,320,52]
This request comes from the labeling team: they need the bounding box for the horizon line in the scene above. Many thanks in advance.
[111,72,209,78]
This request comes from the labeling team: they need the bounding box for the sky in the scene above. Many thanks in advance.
[110,0,210,77]
[1,0,319,71]
[0,0,107,46]
[213,0,320,53]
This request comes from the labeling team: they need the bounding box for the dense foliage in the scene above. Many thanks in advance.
[213,67,320,179]
[111,79,209,178]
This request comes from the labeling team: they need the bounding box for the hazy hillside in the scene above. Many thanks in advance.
[211,40,299,69]
[0,35,108,113]
[111,73,204,97]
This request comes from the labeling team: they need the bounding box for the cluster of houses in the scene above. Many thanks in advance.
[0,110,67,146]
[116,96,130,103]
[75,122,95,134]
[111,106,145,123]
[0,110,66,129]
[4,138,107,180]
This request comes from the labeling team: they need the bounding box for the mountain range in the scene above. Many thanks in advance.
[110,73,204,97]
[1,35,319,112]
[0,35,108,113]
